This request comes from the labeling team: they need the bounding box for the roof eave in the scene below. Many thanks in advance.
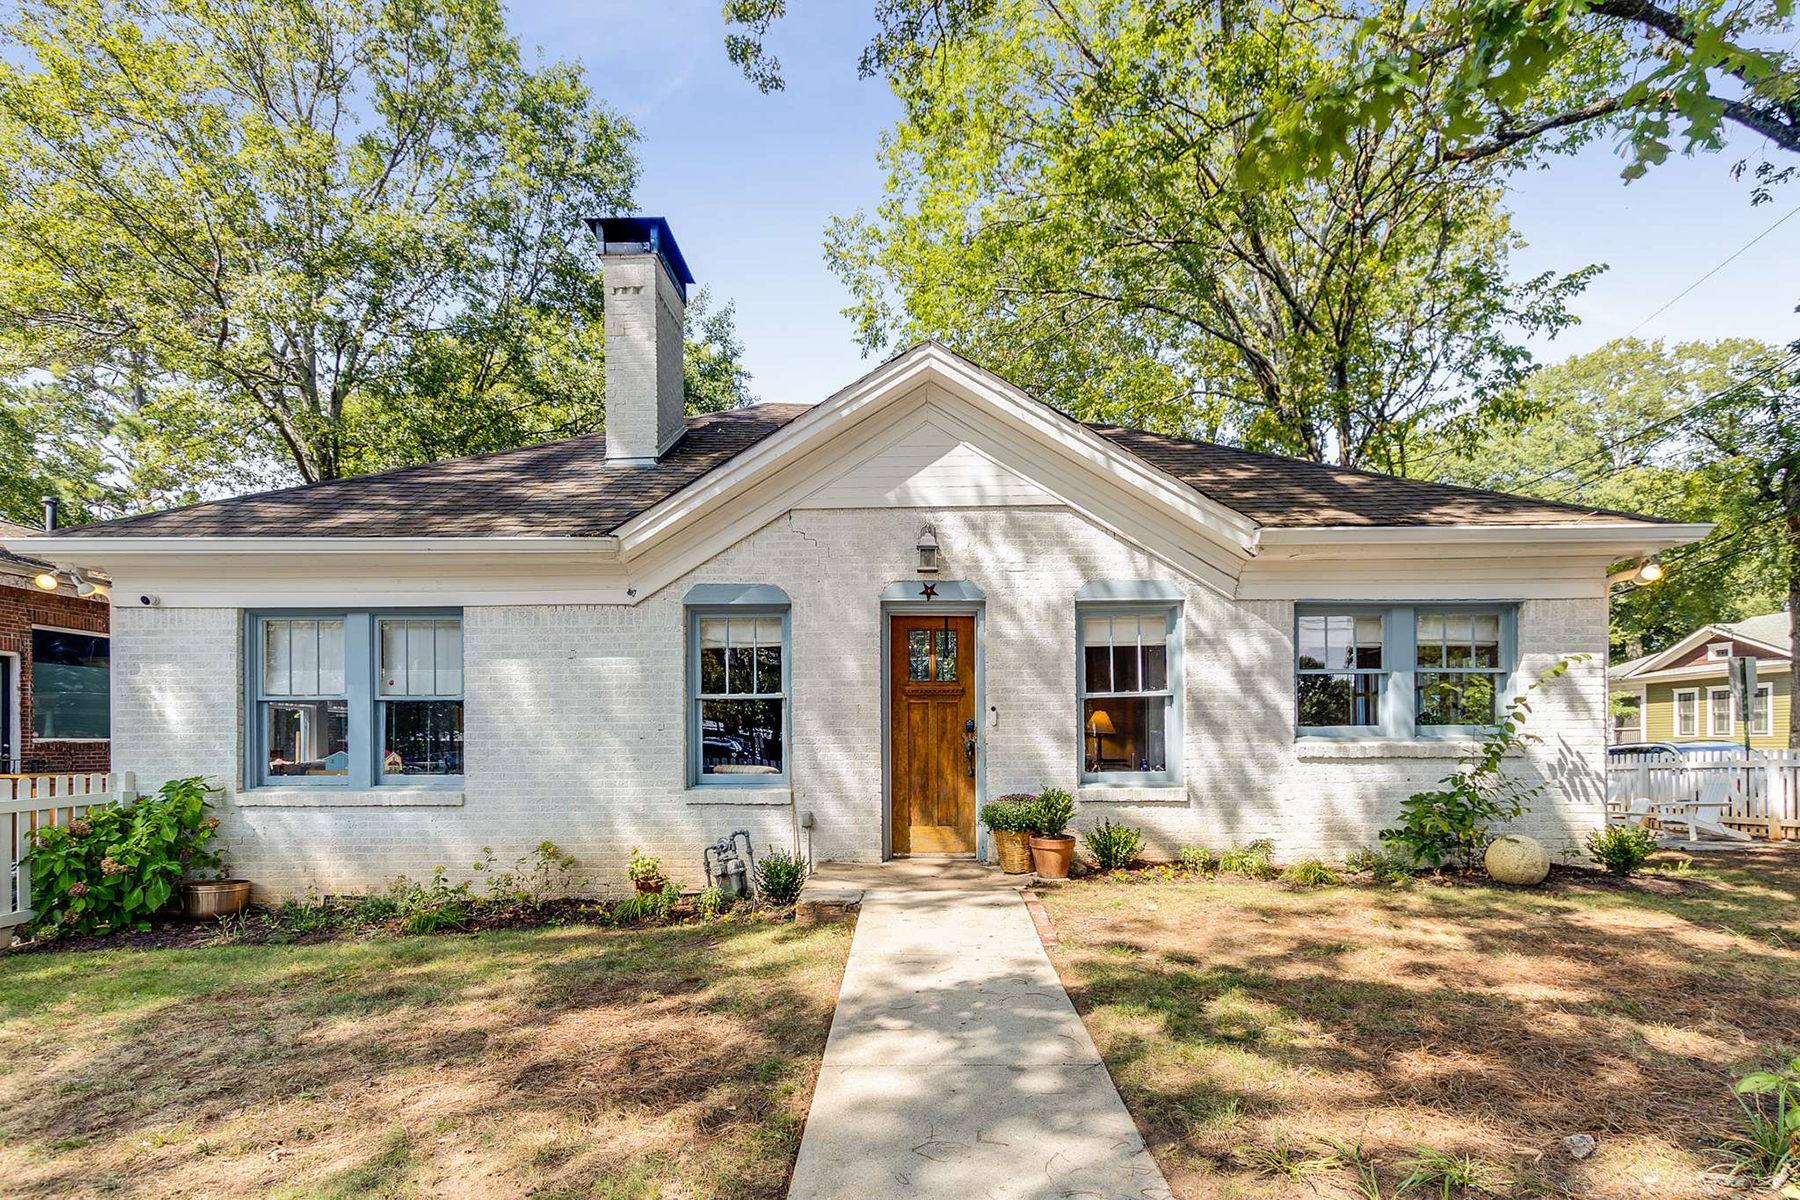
[1256,522,1712,552]
[0,535,624,559]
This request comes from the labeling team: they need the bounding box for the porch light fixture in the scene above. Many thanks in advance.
[915,523,940,574]
[1607,557,1664,587]
[73,572,108,600]
[32,571,58,591]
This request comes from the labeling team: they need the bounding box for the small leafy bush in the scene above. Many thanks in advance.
[350,893,402,923]
[24,776,222,936]
[695,886,730,918]
[272,894,335,936]
[1177,846,1217,875]
[480,841,581,906]
[1083,819,1144,871]
[756,847,807,905]
[626,847,663,884]
[1029,787,1075,837]
[1220,839,1276,880]
[1345,845,1415,884]
[1281,857,1342,887]
[391,866,473,935]
[1585,825,1658,877]
[1721,1054,1800,1186]
[980,795,1037,833]
[1381,658,1580,872]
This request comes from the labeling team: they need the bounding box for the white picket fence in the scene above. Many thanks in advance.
[2,772,137,934]
[1607,751,1799,841]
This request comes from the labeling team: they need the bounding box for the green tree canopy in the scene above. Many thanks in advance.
[0,0,755,511]
[820,0,1591,469]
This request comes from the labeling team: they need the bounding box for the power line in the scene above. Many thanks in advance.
[1624,200,1800,338]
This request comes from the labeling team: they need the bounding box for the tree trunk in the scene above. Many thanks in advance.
[1788,468,1799,750]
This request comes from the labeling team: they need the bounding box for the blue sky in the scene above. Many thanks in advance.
[527,1,1800,406]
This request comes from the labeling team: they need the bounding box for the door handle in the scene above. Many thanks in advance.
[964,737,977,777]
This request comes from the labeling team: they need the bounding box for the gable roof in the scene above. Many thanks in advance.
[1087,426,1667,528]
[0,519,54,576]
[1611,611,1792,681]
[23,342,1677,545]
[48,406,810,540]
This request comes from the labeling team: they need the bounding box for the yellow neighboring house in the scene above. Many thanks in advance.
[1610,612,1792,749]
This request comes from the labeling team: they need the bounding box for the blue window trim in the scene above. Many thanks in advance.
[686,600,792,789]
[1294,602,1517,741]
[245,608,464,790]
[1075,598,1183,786]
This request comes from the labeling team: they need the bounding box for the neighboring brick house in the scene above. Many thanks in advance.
[4,218,1709,898]
[0,520,111,774]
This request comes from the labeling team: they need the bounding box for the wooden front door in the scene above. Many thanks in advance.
[889,614,977,855]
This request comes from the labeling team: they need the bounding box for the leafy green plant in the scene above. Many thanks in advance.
[350,893,402,924]
[1029,787,1074,837]
[626,847,664,885]
[1381,658,1581,872]
[272,894,335,936]
[979,795,1036,832]
[392,867,473,935]
[1345,845,1415,884]
[1083,819,1144,871]
[695,886,729,918]
[1721,1055,1800,1188]
[1177,846,1217,875]
[1282,858,1342,887]
[1236,1135,1341,1182]
[23,775,222,936]
[1585,825,1659,877]
[1394,1148,1509,1199]
[755,848,807,905]
[479,841,581,906]
[1220,839,1277,880]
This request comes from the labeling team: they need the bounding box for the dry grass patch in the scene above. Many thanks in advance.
[0,918,852,1198]
[1041,846,1800,1199]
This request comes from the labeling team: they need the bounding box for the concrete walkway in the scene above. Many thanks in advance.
[787,861,1173,1200]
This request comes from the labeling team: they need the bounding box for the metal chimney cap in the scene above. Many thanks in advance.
[587,215,694,299]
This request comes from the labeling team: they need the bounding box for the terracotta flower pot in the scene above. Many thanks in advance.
[183,880,252,920]
[994,829,1033,875]
[1028,835,1076,880]
[633,875,666,896]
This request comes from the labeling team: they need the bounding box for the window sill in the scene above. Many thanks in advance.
[30,737,111,744]
[1076,784,1188,805]
[1295,739,1482,760]
[235,787,464,808]
[685,785,792,806]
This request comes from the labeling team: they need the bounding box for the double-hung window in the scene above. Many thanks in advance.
[1295,604,1515,739]
[1673,688,1699,738]
[1708,686,1735,737]
[687,587,791,786]
[250,611,462,787]
[1077,600,1181,784]
[1751,683,1774,737]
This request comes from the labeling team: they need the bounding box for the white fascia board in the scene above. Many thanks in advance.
[611,342,1260,562]
[1255,522,1712,557]
[1616,622,1787,679]
[1,536,622,558]
[1621,659,1790,684]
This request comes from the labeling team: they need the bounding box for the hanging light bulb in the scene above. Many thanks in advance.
[33,571,58,591]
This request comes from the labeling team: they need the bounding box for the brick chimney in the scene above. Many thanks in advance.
[591,216,694,464]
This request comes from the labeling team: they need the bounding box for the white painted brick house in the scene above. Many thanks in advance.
[9,218,1706,897]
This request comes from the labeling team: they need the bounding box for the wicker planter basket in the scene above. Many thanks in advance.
[994,829,1034,874]
[183,880,252,920]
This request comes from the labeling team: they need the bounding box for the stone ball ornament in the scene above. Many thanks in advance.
[1484,834,1550,886]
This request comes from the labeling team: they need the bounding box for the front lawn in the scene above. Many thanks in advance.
[0,918,852,1198]
[1041,846,1800,1199]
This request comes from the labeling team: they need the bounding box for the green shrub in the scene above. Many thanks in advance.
[1585,825,1658,877]
[1029,788,1075,837]
[350,893,402,923]
[1381,658,1581,872]
[1220,839,1276,880]
[1083,819,1144,871]
[1177,846,1217,875]
[23,776,222,936]
[980,795,1036,833]
[695,886,729,918]
[626,847,663,884]
[391,866,473,935]
[479,841,581,906]
[1345,845,1415,884]
[756,847,807,905]
[272,895,335,935]
[1281,858,1343,887]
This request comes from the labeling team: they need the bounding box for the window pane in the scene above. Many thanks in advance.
[1142,640,1167,691]
[433,620,461,695]
[264,620,291,696]
[1298,672,1381,727]
[1417,613,1444,642]
[319,619,345,693]
[383,700,464,775]
[1296,616,1329,670]
[291,619,319,695]
[1084,698,1166,773]
[1417,642,1443,667]
[755,644,782,693]
[1112,641,1141,692]
[265,699,348,777]
[29,630,111,739]
[936,628,957,681]
[1418,673,1497,726]
[1354,617,1383,669]
[1473,615,1500,668]
[1445,640,1473,668]
[1445,615,1472,643]
[405,620,435,695]
[1327,615,1357,669]
[700,698,783,775]
[380,620,405,695]
[907,630,931,681]
[700,619,727,694]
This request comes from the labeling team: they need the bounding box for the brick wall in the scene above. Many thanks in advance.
[0,574,111,773]
[108,507,1609,899]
